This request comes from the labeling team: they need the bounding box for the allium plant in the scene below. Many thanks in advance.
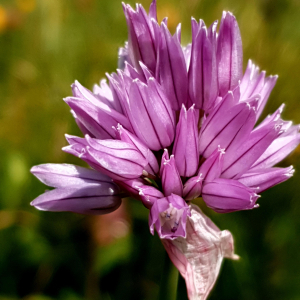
[31,1,299,299]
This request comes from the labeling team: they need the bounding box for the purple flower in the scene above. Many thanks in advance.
[183,146,224,200]
[149,194,190,239]
[238,166,294,193]
[115,124,159,175]
[217,11,243,97]
[189,18,218,111]
[30,164,121,214]
[221,112,285,179]
[158,22,189,110]
[121,76,176,151]
[202,178,260,213]
[199,92,257,158]
[30,1,299,299]
[31,0,298,247]
[63,135,149,181]
[172,105,199,177]
[240,60,278,120]
[160,149,183,197]
[123,1,158,73]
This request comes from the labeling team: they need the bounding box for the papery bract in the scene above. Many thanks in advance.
[162,204,238,300]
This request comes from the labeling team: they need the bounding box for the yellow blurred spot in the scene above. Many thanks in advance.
[0,6,7,33]
[157,4,181,33]
[0,210,39,230]
[7,152,28,187]
[0,211,15,230]
[16,0,36,13]
[11,59,37,82]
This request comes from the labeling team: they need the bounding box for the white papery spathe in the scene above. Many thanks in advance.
[161,204,239,300]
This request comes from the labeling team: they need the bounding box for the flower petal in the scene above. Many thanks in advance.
[217,11,243,97]
[31,163,113,188]
[250,132,300,171]
[160,149,183,197]
[221,117,284,179]
[189,18,218,111]
[123,2,158,73]
[85,135,148,180]
[31,183,121,215]
[173,105,199,177]
[238,166,294,193]
[158,22,188,110]
[202,178,259,213]
[116,124,159,175]
[200,99,257,158]
[149,194,190,239]
[125,78,175,150]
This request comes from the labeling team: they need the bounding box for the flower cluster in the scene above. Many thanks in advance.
[31,1,299,299]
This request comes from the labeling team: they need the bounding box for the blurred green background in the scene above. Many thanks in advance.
[0,0,300,299]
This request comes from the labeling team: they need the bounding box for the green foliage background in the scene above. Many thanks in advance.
[0,0,300,299]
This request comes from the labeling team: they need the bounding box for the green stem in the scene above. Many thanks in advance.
[159,251,179,300]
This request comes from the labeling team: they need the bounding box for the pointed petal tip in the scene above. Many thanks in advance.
[161,20,168,29]
[231,254,240,260]
[64,134,73,143]
[150,17,158,24]
[189,103,195,111]
[217,145,226,154]
[30,166,37,174]
[121,2,127,11]
[181,103,187,111]
[222,11,235,18]
[63,97,71,103]
[84,133,92,141]
[286,166,295,177]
